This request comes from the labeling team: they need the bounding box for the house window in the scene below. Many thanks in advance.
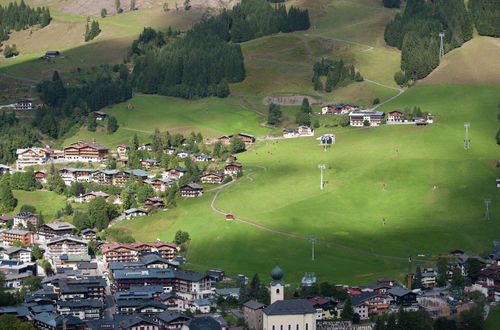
[276,288,280,294]
[273,326,275,330]
[306,324,308,330]
[297,325,299,330]
[280,326,283,330]
[289,325,291,330]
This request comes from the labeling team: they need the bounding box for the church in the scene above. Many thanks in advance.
[262,266,317,330]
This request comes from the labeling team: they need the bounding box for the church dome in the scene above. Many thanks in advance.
[271,266,284,281]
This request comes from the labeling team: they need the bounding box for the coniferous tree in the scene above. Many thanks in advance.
[107,116,119,134]
[267,103,282,126]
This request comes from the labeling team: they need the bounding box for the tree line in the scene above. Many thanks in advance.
[469,0,500,38]
[312,58,363,92]
[384,0,472,80]
[0,0,51,42]
[382,0,400,9]
[130,0,309,99]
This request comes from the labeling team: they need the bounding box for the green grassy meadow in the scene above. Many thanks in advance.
[486,306,500,330]
[12,190,68,222]
[115,84,500,284]
[64,95,273,146]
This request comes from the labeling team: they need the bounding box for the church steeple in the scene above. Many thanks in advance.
[270,266,284,304]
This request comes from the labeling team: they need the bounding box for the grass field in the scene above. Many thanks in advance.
[12,190,68,222]
[486,306,500,330]
[115,84,500,284]
[63,94,273,147]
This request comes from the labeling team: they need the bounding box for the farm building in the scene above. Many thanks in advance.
[224,162,243,179]
[200,172,225,184]
[387,110,405,123]
[93,111,107,121]
[116,144,130,156]
[124,208,148,219]
[140,159,160,169]
[15,99,33,110]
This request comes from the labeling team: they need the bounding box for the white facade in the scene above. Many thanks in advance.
[16,148,49,170]
[263,313,316,330]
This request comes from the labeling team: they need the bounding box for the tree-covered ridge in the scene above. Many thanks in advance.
[384,0,472,80]
[36,66,132,139]
[469,0,500,38]
[0,0,51,41]
[130,0,310,99]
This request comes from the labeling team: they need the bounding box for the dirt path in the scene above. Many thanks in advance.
[0,72,40,84]
[208,165,424,262]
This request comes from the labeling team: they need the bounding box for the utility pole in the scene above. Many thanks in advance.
[439,32,445,57]
[318,164,326,190]
[309,237,318,261]
[484,199,492,220]
[464,122,470,150]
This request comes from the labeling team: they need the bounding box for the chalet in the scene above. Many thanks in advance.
[56,277,106,301]
[144,178,172,192]
[59,168,95,185]
[2,247,31,263]
[216,135,232,144]
[34,170,46,183]
[15,99,33,110]
[163,167,188,181]
[82,191,110,203]
[140,159,160,169]
[421,269,438,289]
[321,104,358,115]
[237,133,256,144]
[33,312,84,330]
[349,111,385,127]
[13,212,38,228]
[38,222,76,241]
[224,162,243,179]
[351,292,390,319]
[387,110,405,123]
[81,228,98,241]
[116,144,130,156]
[93,111,107,121]
[56,299,103,320]
[91,169,119,185]
[101,241,178,263]
[164,147,176,155]
[200,172,225,184]
[283,128,299,138]
[116,300,168,316]
[227,155,237,163]
[16,147,50,170]
[1,230,34,247]
[387,286,417,306]
[225,214,234,221]
[46,235,88,261]
[63,140,109,163]
[116,314,161,329]
[138,143,152,151]
[154,311,191,329]
[124,208,148,219]
[0,164,11,176]
[144,197,166,209]
[298,125,314,136]
[194,154,213,162]
[179,183,203,198]
[177,150,192,159]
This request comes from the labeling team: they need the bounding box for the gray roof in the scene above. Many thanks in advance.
[43,221,76,231]
[388,286,412,297]
[243,300,264,310]
[126,169,149,177]
[47,235,86,245]
[156,310,190,323]
[124,208,148,215]
[349,110,385,116]
[215,288,240,296]
[117,314,160,328]
[185,316,222,330]
[351,292,380,307]
[263,299,316,316]
[57,299,103,308]
[33,312,84,327]
[0,306,29,317]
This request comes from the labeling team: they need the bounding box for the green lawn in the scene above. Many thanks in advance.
[12,190,68,222]
[63,94,273,146]
[115,84,500,284]
[486,306,500,330]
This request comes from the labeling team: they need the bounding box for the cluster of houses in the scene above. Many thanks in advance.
[320,103,433,127]
[1,236,500,329]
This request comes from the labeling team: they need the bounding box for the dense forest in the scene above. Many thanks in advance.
[36,66,132,139]
[0,0,51,41]
[0,112,39,165]
[131,0,310,99]
[312,58,363,92]
[382,0,400,9]
[468,0,500,37]
[384,0,472,79]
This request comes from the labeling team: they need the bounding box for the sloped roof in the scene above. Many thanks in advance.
[263,299,316,316]
[243,300,264,310]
